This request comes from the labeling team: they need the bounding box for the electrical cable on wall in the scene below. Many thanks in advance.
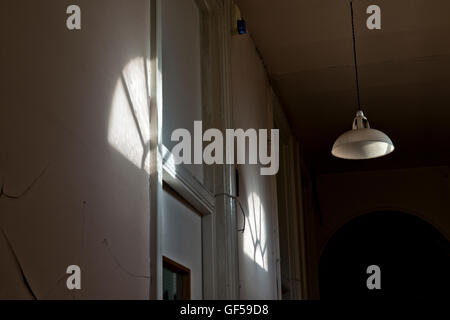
[214,193,246,233]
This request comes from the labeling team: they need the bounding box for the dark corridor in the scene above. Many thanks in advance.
[319,211,450,299]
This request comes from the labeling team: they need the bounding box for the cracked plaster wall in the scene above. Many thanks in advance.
[0,0,151,299]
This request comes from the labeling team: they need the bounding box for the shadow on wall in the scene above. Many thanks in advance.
[0,0,153,299]
[238,186,275,299]
[237,162,280,299]
[319,211,450,299]
[243,192,268,272]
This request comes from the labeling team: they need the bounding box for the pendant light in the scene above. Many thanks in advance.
[331,1,394,160]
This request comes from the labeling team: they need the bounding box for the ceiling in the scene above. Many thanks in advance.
[235,0,450,174]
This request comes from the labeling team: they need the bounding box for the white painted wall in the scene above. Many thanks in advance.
[161,0,203,183]
[0,0,151,299]
[0,0,283,300]
[161,189,203,299]
[159,0,204,300]
[231,34,280,299]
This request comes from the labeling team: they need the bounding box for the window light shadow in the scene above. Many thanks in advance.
[243,191,268,271]
[108,57,152,175]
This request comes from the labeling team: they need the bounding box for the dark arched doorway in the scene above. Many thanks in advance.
[319,211,449,299]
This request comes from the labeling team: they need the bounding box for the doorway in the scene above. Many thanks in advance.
[319,211,449,299]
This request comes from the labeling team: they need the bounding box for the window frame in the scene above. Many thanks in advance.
[163,256,191,300]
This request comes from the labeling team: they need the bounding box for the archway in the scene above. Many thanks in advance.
[319,211,449,299]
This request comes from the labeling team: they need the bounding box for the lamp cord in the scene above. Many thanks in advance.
[350,1,362,111]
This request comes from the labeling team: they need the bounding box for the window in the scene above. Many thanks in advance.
[163,256,191,300]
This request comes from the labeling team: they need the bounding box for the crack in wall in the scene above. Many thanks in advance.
[0,227,37,300]
[0,166,48,200]
[41,271,70,299]
[101,238,150,280]
[0,164,149,298]
[0,166,48,299]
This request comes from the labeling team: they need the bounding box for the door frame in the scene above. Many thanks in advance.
[149,0,239,300]
[273,94,309,299]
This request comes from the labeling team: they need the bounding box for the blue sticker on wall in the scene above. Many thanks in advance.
[237,19,247,35]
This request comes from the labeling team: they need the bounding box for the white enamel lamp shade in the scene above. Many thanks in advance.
[332,111,394,160]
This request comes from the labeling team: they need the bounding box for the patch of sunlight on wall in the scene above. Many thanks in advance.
[108,57,151,173]
[243,192,268,271]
